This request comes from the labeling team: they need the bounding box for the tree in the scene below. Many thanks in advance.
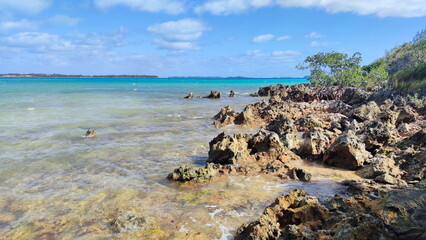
[296,52,364,86]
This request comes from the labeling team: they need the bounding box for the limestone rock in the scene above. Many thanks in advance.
[350,101,381,122]
[298,128,331,159]
[208,133,250,165]
[396,105,417,126]
[184,92,193,99]
[110,211,150,233]
[213,105,237,127]
[167,165,216,182]
[266,114,299,149]
[341,87,371,105]
[324,131,370,170]
[357,121,392,152]
[289,167,312,182]
[229,90,235,97]
[204,91,221,99]
[85,128,96,138]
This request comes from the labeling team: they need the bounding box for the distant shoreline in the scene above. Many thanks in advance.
[0,73,305,79]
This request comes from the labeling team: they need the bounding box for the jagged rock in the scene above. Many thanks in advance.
[350,101,381,122]
[204,91,221,99]
[296,115,325,129]
[399,149,426,181]
[357,155,402,180]
[396,105,417,126]
[167,165,217,182]
[85,128,96,138]
[298,128,331,159]
[184,92,193,99]
[289,167,312,182]
[213,105,237,126]
[358,121,392,152]
[399,129,426,148]
[324,131,370,170]
[234,103,262,125]
[229,90,235,97]
[341,87,371,105]
[397,123,410,135]
[266,114,298,149]
[248,130,285,159]
[208,133,250,165]
[380,189,426,240]
[378,108,399,127]
[110,211,151,233]
[235,190,329,240]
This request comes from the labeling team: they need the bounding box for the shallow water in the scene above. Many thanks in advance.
[0,77,358,239]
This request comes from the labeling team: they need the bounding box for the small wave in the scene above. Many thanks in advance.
[27,107,35,111]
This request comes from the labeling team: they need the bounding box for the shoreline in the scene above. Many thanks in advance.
[163,83,426,239]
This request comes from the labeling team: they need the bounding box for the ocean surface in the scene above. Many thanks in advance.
[0,77,351,239]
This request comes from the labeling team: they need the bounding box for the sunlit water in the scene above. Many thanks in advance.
[0,77,356,239]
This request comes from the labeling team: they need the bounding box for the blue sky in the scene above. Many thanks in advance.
[0,0,425,77]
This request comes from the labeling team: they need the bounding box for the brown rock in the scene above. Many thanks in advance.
[85,128,96,138]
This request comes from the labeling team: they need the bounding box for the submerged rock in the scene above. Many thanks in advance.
[324,131,370,170]
[184,92,193,99]
[167,165,217,182]
[110,211,150,233]
[204,91,221,99]
[85,128,96,138]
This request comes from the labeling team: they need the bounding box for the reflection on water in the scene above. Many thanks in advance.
[0,78,355,239]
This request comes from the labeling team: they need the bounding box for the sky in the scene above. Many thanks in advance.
[0,0,425,77]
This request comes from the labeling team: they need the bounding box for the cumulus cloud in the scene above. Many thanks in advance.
[252,34,275,43]
[0,0,51,15]
[276,35,290,41]
[0,19,39,32]
[310,40,341,47]
[195,0,426,17]
[147,19,209,51]
[195,0,273,15]
[49,15,81,26]
[245,49,300,61]
[305,31,324,39]
[94,0,186,14]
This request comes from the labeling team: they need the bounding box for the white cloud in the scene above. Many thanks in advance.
[195,0,273,15]
[276,35,290,41]
[310,40,341,47]
[252,34,275,43]
[246,49,266,57]
[147,19,209,51]
[94,0,186,14]
[0,0,51,15]
[305,31,323,39]
[195,0,426,17]
[0,19,39,32]
[270,50,301,61]
[49,15,81,26]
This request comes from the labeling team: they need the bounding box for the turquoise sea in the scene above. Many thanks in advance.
[0,77,350,239]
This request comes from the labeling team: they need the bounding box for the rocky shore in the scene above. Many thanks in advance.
[165,83,426,239]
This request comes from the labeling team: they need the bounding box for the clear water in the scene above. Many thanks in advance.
[0,77,355,240]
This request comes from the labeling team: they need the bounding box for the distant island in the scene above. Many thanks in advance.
[0,73,159,78]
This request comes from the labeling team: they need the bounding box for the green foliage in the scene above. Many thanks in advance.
[362,58,389,87]
[385,28,426,90]
[296,52,364,86]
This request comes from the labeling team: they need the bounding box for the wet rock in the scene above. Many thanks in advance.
[266,114,299,149]
[208,133,250,165]
[341,87,371,105]
[350,101,381,122]
[204,91,221,99]
[396,105,417,126]
[235,190,329,240]
[289,167,312,182]
[184,92,193,99]
[167,165,216,182]
[298,128,331,160]
[357,121,392,152]
[381,189,426,240]
[85,128,96,138]
[110,211,150,233]
[324,131,370,170]
[229,90,235,97]
[213,105,237,127]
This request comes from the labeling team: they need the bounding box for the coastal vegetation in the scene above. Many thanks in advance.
[298,28,426,91]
